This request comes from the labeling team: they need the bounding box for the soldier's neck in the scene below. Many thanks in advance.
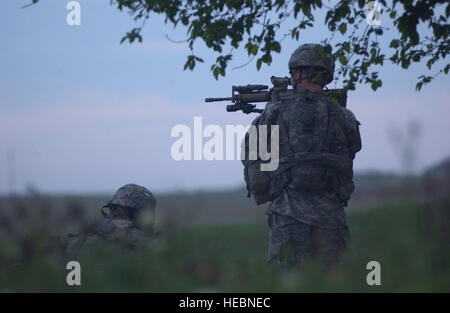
[296,81,323,91]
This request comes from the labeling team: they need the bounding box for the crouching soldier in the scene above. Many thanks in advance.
[65,184,157,261]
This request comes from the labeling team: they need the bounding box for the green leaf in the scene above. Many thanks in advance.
[250,44,258,55]
[272,41,281,53]
[389,39,400,48]
[256,58,263,70]
[415,82,423,91]
[291,28,298,39]
[444,63,450,74]
[401,59,411,69]
[371,79,382,91]
[338,55,347,65]
[361,62,368,74]
[339,23,347,34]
[343,42,350,52]
[261,53,272,64]
[212,66,220,80]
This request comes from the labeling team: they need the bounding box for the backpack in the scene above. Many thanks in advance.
[242,90,356,205]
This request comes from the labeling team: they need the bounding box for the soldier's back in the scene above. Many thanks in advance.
[266,88,349,228]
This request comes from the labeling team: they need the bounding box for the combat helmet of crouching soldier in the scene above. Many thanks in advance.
[102,184,156,224]
[65,184,157,261]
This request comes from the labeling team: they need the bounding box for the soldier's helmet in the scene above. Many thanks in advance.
[103,184,156,218]
[288,43,335,85]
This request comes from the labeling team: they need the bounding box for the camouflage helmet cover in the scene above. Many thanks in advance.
[288,43,335,85]
[104,184,156,213]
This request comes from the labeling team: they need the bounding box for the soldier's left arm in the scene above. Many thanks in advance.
[342,108,362,159]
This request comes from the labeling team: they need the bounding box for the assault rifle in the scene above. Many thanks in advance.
[205,76,347,114]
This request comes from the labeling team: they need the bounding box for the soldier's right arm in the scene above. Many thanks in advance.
[65,217,114,260]
[65,233,89,261]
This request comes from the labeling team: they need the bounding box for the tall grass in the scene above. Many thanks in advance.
[0,196,448,292]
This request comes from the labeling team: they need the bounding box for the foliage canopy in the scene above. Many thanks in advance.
[111,0,449,91]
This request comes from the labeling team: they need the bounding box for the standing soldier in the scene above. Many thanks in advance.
[242,43,362,269]
[65,184,157,261]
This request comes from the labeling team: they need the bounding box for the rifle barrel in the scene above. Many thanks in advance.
[205,97,233,102]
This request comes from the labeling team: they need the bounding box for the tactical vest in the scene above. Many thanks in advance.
[243,89,355,205]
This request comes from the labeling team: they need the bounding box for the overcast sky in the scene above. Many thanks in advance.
[1,0,449,195]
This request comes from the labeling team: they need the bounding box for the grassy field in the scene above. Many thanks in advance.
[0,194,448,292]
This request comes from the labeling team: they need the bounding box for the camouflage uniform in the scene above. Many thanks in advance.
[65,184,156,261]
[242,44,361,269]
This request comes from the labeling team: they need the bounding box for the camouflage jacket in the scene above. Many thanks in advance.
[65,216,146,261]
[243,88,361,228]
